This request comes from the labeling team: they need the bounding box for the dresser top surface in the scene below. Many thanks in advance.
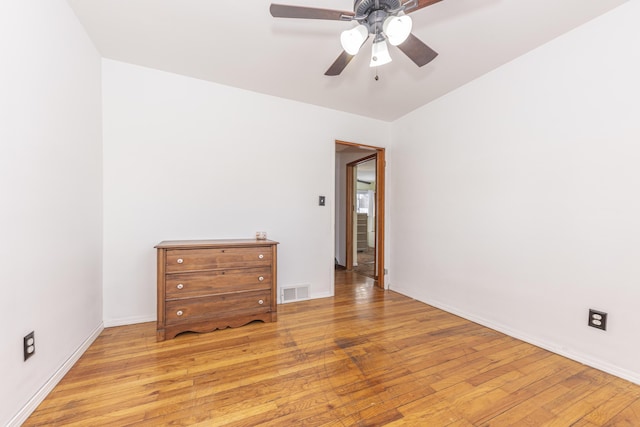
[155,239,279,249]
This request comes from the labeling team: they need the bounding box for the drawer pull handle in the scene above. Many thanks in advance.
[258,300,264,305]
[258,254,264,259]
[176,310,184,316]
[177,258,184,264]
[258,276,264,281]
[176,284,184,290]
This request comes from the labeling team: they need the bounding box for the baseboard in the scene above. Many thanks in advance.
[391,286,640,386]
[8,322,104,427]
[103,314,155,327]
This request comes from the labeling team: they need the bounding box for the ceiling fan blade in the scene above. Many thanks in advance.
[406,0,444,13]
[270,4,355,20]
[325,51,355,76]
[397,33,438,67]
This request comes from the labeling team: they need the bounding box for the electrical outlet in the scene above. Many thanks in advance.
[588,309,607,331]
[24,331,35,361]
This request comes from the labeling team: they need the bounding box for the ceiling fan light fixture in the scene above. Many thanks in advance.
[369,39,392,67]
[383,14,412,46]
[340,24,368,55]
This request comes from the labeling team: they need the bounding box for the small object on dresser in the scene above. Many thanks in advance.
[155,239,279,341]
[256,231,267,240]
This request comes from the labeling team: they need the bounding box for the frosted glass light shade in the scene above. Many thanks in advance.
[340,25,368,55]
[369,39,392,67]
[383,15,412,46]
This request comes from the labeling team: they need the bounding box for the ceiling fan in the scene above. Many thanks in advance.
[270,0,442,76]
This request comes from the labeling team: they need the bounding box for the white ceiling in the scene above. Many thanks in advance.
[67,0,627,122]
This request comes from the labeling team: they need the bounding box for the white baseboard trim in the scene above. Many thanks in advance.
[8,322,104,427]
[103,315,155,328]
[391,286,640,386]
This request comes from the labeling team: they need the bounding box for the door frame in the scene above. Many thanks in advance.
[337,140,386,289]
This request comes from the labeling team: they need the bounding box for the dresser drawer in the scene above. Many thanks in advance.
[165,267,271,299]
[165,290,271,325]
[165,247,272,272]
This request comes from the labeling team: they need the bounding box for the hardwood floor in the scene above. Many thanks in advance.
[25,271,640,426]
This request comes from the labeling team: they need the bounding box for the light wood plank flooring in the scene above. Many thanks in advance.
[25,271,640,426]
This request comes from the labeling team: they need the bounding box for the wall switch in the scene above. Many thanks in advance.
[318,196,325,206]
[24,331,35,361]
[588,309,607,331]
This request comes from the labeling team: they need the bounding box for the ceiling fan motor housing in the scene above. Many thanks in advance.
[354,0,402,16]
[354,0,403,36]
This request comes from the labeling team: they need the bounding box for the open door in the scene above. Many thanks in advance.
[336,141,385,289]
[347,155,377,278]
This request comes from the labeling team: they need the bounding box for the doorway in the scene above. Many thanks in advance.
[335,140,385,289]
[349,155,377,279]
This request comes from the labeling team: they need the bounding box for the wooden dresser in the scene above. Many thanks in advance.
[155,239,278,341]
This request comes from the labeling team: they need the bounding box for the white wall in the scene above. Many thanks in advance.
[102,60,391,325]
[389,1,640,383]
[0,1,103,425]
